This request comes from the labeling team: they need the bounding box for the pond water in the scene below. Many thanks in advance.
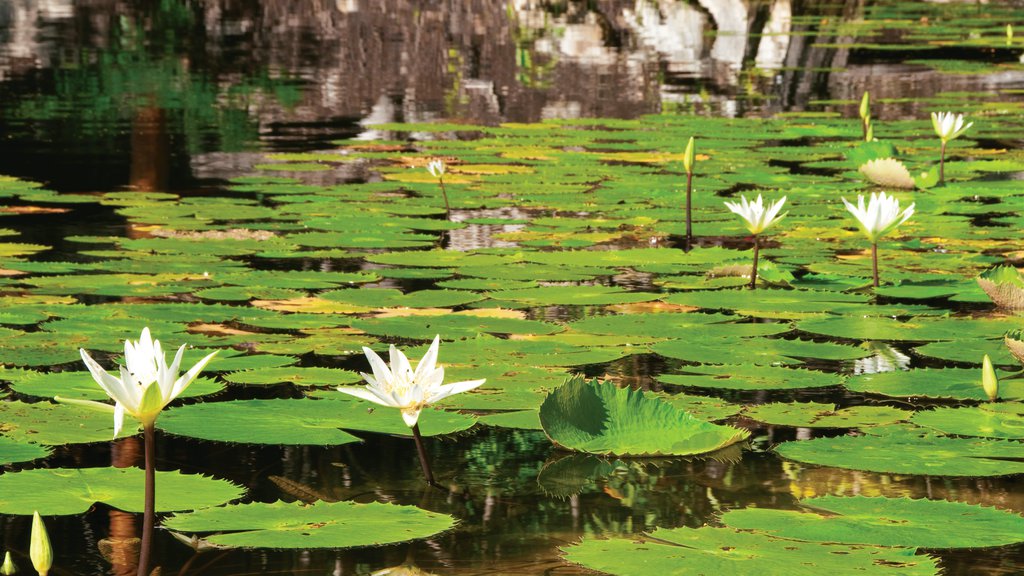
[0,1,1023,575]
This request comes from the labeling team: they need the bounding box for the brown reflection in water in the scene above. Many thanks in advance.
[129,105,170,193]
[103,436,143,576]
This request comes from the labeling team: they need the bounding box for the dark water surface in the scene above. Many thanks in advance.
[0,1,1022,575]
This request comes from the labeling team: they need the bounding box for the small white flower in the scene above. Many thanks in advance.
[723,194,787,235]
[426,159,446,178]
[67,328,218,436]
[841,192,915,243]
[931,111,972,143]
[338,336,484,427]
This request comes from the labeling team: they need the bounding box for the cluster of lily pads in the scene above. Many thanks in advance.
[0,94,1023,573]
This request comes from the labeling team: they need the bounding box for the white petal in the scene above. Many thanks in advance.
[363,347,393,387]
[337,386,400,408]
[425,379,486,404]
[171,350,218,399]
[414,336,441,382]
[113,402,125,438]
[79,349,133,406]
[400,407,422,427]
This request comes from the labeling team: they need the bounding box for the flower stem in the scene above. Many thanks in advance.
[410,424,436,485]
[749,235,760,290]
[438,178,451,220]
[871,242,880,288]
[684,172,693,252]
[138,423,156,576]
[939,141,946,184]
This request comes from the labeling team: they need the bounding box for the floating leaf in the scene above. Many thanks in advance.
[164,500,455,549]
[0,468,243,515]
[846,368,1024,401]
[911,402,1024,440]
[562,526,939,576]
[722,496,1024,549]
[745,402,910,428]
[652,337,870,365]
[658,365,841,391]
[0,436,50,465]
[775,427,1024,476]
[538,377,748,456]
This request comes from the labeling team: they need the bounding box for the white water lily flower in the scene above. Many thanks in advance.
[931,111,972,143]
[70,328,218,436]
[841,192,915,243]
[426,159,446,178]
[723,194,787,235]
[338,336,485,428]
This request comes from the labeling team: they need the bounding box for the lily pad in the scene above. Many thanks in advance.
[0,468,244,515]
[538,377,748,456]
[0,436,50,465]
[846,368,1024,401]
[775,427,1024,476]
[652,337,870,365]
[164,500,455,549]
[562,526,939,576]
[911,403,1024,440]
[658,365,841,391]
[744,402,910,428]
[721,496,1024,549]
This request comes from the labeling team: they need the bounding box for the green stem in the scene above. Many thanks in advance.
[749,235,760,290]
[939,141,946,184]
[138,423,156,576]
[411,424,436,485]
[684,172,693,251]
[438,178,451,220]
[872,242,880,288]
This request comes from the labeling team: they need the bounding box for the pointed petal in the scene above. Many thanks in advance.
[400,407,422,427]
[53,396,116,413]
[426,379,486,404]
[337,386,400,407]
[113,402,125,437]
[80,349,133,406]
[363,347,393,387]
[171,350,218,399]
[414,336,441,382]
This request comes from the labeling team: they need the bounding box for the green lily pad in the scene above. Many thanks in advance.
[721,496,1024,549]
[221,367,361,387]
[538,377,748,456]
[911,402,1024,439]
[775,427,1024,476]
[658,365,841,391]
[652,337,870,365]
[0,468,244,515]
[568,312,790,339]
[0,436,51,465]
[486,285,659,306]
[0,401,137,444]
[744,402,911,428]
[478,410,542,430]
[164,500,455,549]
[562,526,939,576]
[159,398,475,444]
[846,368,1024,401]
[319,288,482,309]
[350,314,563,339]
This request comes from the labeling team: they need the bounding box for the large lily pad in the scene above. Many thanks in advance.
[0,468,244,515]
[163,500,455,549]
[562,526,939,576]
[538,377,748,456]
[775,427,1024,477]
[910,403,1024,440]
[721,496,1024,549]
[846,368,1024,401]
[159,398,476,444]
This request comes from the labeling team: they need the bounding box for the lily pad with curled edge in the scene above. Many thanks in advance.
[722,496,1024,549]
[319,288,482,309]
[163,500,456,549]
[652,337,870,365]
[1006,330,1024,365]
[911,403,1024,440]
[662,289,867,319]
[538,377,748,457]
[567,312,790,339]
[0,468,244,515]
[159,398,476,444]
[486,285,659,306]
[0,436,50,465]
[561,526,940,576]
[744,402,910,428]
[658,393,743,421]
[774,427,1024,477]
[350,314,563,340]
[221,367,361,387]
[845,368,1024,401]
[657,365,841,391]
[977,265,1024,310]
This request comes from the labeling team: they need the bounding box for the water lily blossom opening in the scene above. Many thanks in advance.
[339,336,484,484]
[930,111,972,183]
[426,158,452,218]
[71,328,217,576]
[723,194,787,289]
[73,327,218,436]
[841,192,915,287]
[30,511,51,576]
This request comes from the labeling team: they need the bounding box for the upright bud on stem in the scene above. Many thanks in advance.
[982,354,999,401]
[682,136,695,176]
[30,512,51,576]
[1,551,16,575]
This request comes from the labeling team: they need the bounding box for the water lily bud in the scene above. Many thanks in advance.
[859,91,870,121]
[682,136,695,175]
[1,551,16,575]
[1008,24,1014,46]
[982,354,998,401]
[29,512,51,576]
